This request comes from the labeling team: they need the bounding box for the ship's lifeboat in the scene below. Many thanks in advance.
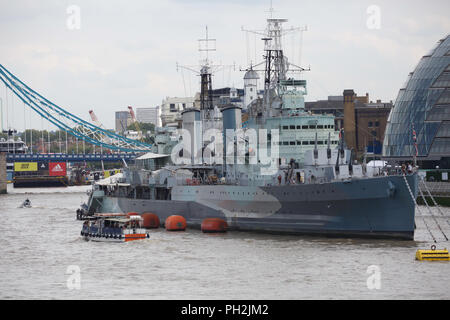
[201,218,228,233]
[165,215,186,231]
[142,213,160,229]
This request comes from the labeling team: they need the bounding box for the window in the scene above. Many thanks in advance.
[303,141,309,145]
[317,125,323,129]
[290,125,295,130]
[290,141,296,145]
[375,121,380,127]
[282,126,289,130]
[368,121,373,127]
[302,125,308,129]
[283,141,289,146]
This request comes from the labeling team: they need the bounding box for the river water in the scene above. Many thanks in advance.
[0,184,449,300]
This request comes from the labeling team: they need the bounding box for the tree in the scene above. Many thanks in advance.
[127,122,155,133]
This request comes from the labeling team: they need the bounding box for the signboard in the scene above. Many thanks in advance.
[37,161,49,173]
[14,162,38,172]
[49,162,67,176]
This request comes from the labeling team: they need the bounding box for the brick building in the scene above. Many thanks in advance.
[306,90,393,156]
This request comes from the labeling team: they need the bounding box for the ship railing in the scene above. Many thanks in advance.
[419,180,450,197]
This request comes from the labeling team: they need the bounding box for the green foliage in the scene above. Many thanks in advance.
[127,122,155,133]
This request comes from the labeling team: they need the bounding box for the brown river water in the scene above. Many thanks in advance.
[0,185,449,300]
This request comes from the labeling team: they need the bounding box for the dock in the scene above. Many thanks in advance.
[418,180,450,207]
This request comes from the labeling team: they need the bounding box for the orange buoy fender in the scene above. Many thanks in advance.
[201,218,228,233]
[142,213,160,229]
[165,215,186,231]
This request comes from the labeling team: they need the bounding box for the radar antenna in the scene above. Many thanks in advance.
[177,26,235,114]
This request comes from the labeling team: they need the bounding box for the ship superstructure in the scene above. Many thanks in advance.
[243,18,339,165]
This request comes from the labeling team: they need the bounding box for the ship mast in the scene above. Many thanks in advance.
[198,26,215,116]
[242,15,309,118]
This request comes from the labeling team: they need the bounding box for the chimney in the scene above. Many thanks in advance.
[343,89,357,151]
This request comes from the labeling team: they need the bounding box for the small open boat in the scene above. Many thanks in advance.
[81,213,149,242]
[20,199,32,208]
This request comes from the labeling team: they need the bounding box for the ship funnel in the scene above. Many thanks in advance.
[181,109,202,164]
[221,106,242,167]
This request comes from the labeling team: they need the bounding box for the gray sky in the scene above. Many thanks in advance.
[0,0,449,129]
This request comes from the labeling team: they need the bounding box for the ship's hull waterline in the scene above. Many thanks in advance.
[91,174,418,240]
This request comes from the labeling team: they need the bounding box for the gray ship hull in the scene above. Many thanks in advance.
[90,174,418,240]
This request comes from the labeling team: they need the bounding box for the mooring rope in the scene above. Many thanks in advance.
[403,174,437,243]
[419,175,450,227]
[418,182,448,241]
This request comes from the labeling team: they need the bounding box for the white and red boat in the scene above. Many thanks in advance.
[81,213,149,242]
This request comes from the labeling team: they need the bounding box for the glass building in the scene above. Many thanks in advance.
[382,35,450,168]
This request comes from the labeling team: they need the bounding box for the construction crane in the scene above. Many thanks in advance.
[88,109,112,159]
[88,110,105,129]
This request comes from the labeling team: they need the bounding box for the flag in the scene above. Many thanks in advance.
[412,127,418,156]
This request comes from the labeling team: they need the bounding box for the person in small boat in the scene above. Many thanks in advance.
[23,199,31,207]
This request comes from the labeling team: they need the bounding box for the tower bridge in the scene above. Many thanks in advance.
[0,64,154,154]
[6,152,138,163]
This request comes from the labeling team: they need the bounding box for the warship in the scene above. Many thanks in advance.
[83,17,418,240]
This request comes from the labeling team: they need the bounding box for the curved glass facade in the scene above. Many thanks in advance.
[383,35,450,161]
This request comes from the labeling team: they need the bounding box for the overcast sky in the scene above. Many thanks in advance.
[0,0,449,130]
